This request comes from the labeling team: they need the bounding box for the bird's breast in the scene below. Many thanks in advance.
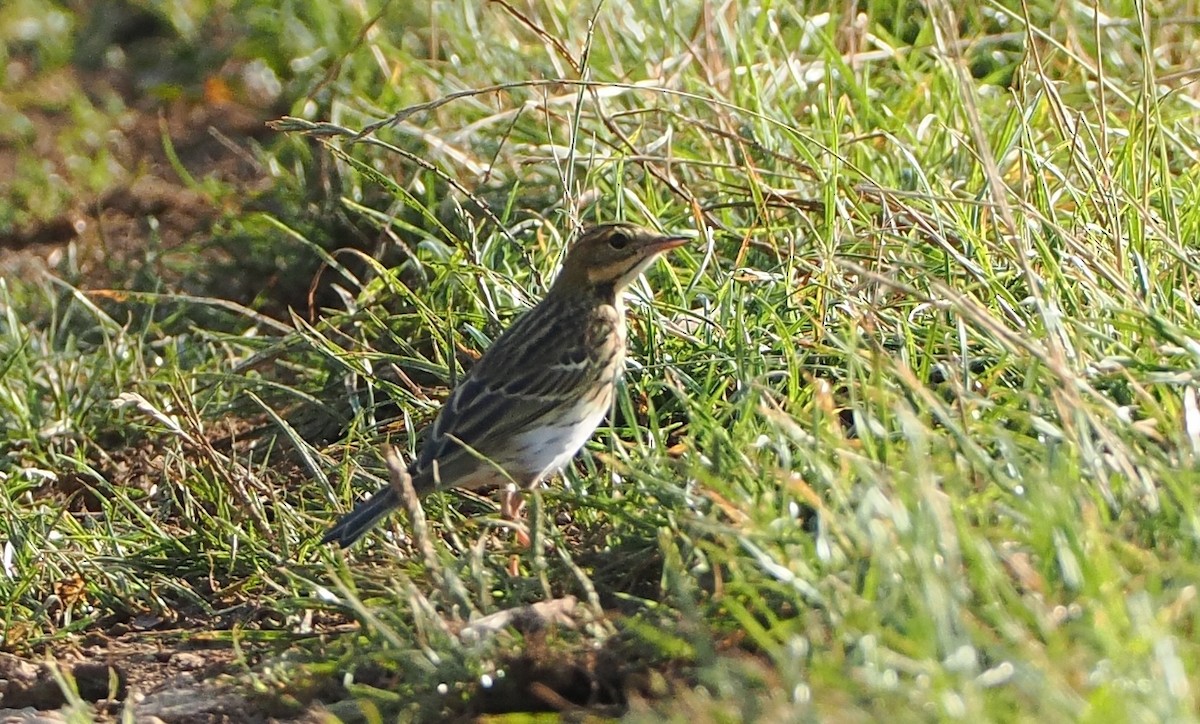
[512,383,614,484]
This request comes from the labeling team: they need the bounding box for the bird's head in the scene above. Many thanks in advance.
[552,222,690,296]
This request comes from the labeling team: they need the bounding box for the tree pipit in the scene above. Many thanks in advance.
[321,222,690,548]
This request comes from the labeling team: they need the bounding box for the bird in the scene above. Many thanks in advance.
[321,222,691,548]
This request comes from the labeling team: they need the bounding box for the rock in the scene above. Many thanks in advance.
[0,708,67,724]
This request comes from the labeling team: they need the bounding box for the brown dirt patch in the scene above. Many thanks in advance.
[0,72,276,294]
[0,636,329,723]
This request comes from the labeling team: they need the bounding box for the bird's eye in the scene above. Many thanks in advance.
[607,232,630,250]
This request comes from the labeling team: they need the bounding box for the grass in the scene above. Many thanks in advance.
[4,0,1200,721]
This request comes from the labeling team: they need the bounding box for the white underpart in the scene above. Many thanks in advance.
[516,393,612,484]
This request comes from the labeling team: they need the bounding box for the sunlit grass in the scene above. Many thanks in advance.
[4,0,1200,720]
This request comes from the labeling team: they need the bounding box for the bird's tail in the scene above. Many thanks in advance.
[320,487,400,548]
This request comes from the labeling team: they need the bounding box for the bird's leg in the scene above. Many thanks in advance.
[500,483,530,547]
[501,483,534,576]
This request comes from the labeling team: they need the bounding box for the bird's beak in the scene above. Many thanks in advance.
[645,233,692,254]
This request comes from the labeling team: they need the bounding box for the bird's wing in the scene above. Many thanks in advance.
[411,301,620,490]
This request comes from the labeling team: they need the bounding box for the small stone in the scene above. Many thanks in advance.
[169,652,207,671]
[0,708,68,723]
[71,662,127,702]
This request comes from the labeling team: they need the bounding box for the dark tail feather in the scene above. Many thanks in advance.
[321,487,400,548]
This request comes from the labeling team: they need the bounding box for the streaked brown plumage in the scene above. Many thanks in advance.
[322,222,689,547]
